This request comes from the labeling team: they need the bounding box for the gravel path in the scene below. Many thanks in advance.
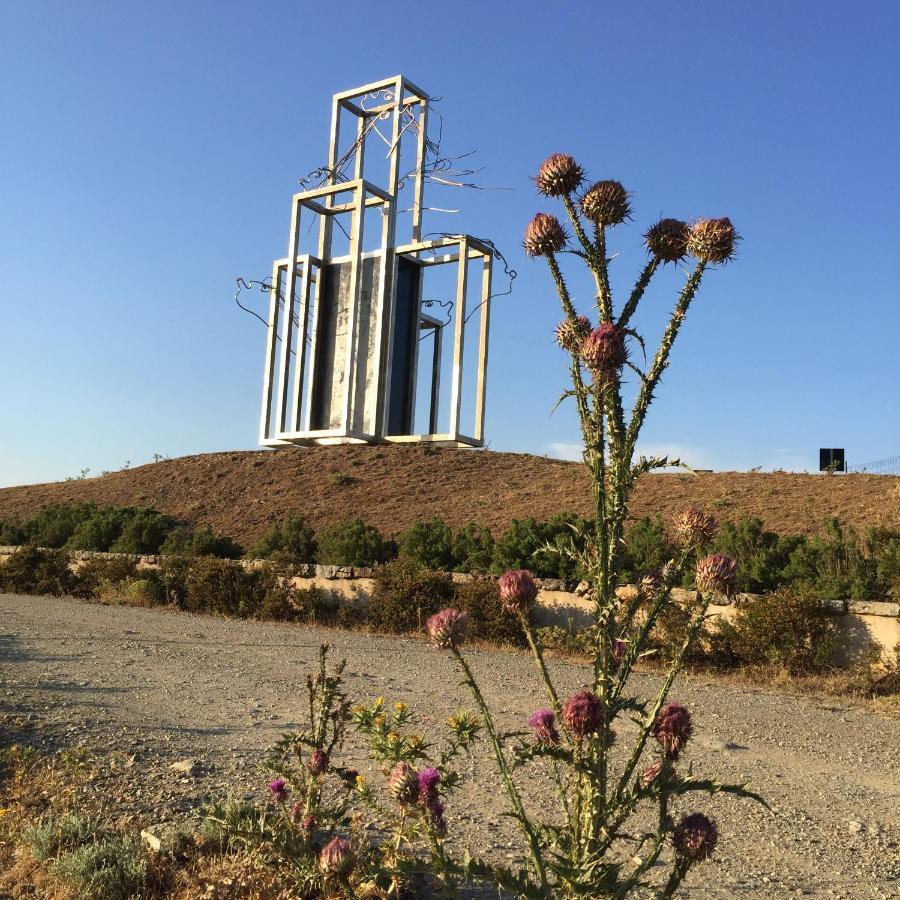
[1,593,899,898]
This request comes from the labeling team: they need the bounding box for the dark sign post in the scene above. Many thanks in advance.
[819,448,845,473]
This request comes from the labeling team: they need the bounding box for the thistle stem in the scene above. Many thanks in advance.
[450,647,548,887]
[617,257,659,329]
[626,260,706,458]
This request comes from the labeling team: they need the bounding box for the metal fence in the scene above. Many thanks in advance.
[848,454,900,475]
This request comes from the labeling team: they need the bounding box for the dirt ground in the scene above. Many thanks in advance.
[0,447,897,546]
[2,593,899,898]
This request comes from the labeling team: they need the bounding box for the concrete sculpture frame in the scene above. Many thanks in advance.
[259,76,493,449]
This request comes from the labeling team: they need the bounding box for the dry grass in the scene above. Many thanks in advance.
[0,447,897,548]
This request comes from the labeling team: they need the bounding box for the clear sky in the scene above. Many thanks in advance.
[1,0,898,487]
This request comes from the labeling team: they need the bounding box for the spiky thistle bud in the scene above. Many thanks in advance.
[523,213,567,257]
[562,690,603,740]
[535,153,584,197]
[498,569,538,613]
[582,323,628,378]
[615,584,641,604]
[555,315,591,353]
[268,778,288,802]
[308,748,328,776]
[673,813,718,863]
[319,837,356,878]
[426,608,469,649]
[653,702,693,759]
[674,507,717,547]
[639,758,664,788]
[580,180,630,227]
[645,218,690,263]
[639,570,662,599]
[695,553,738,597]
[388,762,419,806]
[687,217,738,264]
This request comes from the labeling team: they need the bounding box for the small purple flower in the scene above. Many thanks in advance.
[308,748,328,776]
[498,569,538,614]
[527,708,560,745]
[268,777,288,802]
[582,322,628,379]
[562,690,603,740]
[673,812,718,863]
[653,702,693,759]
[612,638,627,665]
[417,767,440,806]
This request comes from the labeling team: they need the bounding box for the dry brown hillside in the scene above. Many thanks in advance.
[0,447,897,546]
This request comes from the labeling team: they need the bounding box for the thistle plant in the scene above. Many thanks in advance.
[414,154,763,897]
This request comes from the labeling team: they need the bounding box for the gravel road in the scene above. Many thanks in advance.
[2,593,899,898]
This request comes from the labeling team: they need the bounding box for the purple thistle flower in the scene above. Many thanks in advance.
[639,758,664,788]
[527,708,560,745]
[426,608,469,649]
[582,322,628,380]
[562,690,603,740]
[612,638,627,665]
[301,813,316,834]
[653,702,693,759]
[388,762,419,806]
[673,812,718,863]
[268,777,288,802]
[695,553,738,597]
[498,569,538,614]
[417,767,441,806]
[319,837,356,878]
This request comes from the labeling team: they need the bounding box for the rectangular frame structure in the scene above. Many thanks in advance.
[259,78,493,450]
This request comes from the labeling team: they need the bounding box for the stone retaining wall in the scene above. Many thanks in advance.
[1,546,897,662]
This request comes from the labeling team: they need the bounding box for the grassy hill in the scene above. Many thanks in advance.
[0,446,897,545]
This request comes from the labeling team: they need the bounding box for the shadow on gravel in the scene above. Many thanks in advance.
[0,632,29,662]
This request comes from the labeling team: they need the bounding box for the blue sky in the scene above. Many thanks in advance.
[1,0,898,487]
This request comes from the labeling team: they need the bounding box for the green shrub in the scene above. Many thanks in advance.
[65,507,134,552]
[0,546,76,595]
[71,555,140,599]
[398,517,454,571]
[867,526,900,598]
[252,514,317,564]
[51,835,149,900]
[257,582,338,624]
[620,516,673,582]
[454,577,527,646]
[108,509,171,554]
[451,521,494,573]
[493,514,589,579]
[711,517,804,593]
[784,519,879,600]
[367,559,454,634]
[25,503,97,548]
[710,587,842,673]
[160,524,243,559]
[0,520,26,545]
[179,557,266,617]
[316,518,394,567]
[535,624,594,656]
[24,812,102,863]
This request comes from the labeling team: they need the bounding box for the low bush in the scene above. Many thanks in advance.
[784,519,879,600]
[0,547,77,595]
[367,559,454,634]
[251,514,317,565]
[710,587,843,673]
[51,835,149,900]
[398,517,454,571]
[0,520,26,545]
[867,526,900,598]
[455,576,527,646]
[711,517,803,593]
[492,513,589,579]
[24,812,102,863]
[620,516,674,583]
[159,525,243,559]
[70,555,139,599]
[24,503,97,548]
[178,557,268,618]
[452,521,495,573]
[316,518,395,567]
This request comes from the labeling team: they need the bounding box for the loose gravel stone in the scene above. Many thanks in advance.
[1,593,899,898]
